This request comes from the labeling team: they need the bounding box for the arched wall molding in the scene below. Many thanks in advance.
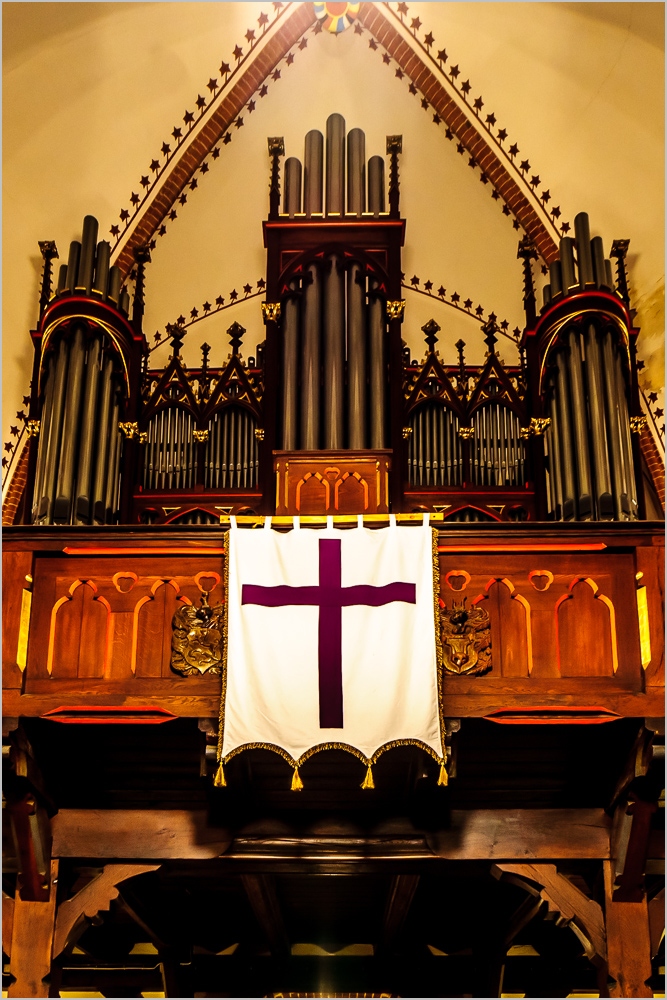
[112,1,562,279]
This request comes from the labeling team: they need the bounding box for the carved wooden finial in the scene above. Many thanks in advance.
[422,318,440,353]
[227,321,245,356]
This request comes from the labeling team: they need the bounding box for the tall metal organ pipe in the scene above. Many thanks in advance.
[566,329,593,518]
[368,156,385,215]
[326,114,345,216]
[304,130,324,217]
[64,241,81,295]
[53,326,87,522]
[574,212,595,290]
[301,263,321,449]
[601,332,629,519]
[39,338,69,522]
[32,354,55,522]
[92,241,111,299]
[583,323,613,518]
[346,128,366,216]
[76,215,98,294]
[284,157,302,217]
[347,263,366,449]
[74,335,102,523]
[281,283,299,450]
[554,350,577,520]
[323,254,345,448]
[91,357,114,524]
[368,280,385,448]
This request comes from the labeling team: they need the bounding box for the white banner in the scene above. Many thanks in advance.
[220,517,444,772]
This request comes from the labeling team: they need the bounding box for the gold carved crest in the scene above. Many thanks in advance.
[171,592,224,676]
[440,598,492,676]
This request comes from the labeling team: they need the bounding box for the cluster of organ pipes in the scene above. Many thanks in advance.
[541,211,617,306]
[282,263,386,450]
[282,113,386,218]
[279,115,391,452]
[204,409,259,490]
[471,405,526,488]
[544,324,636,521]
[407,405,462,487]
[54,215,131,314]
[33,327,123,525]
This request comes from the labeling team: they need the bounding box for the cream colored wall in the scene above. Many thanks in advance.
[3,1,664,487]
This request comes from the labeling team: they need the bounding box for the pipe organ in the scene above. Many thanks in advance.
[14,141,650,528]
[536,213,639,522]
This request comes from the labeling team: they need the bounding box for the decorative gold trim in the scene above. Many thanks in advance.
[386,300,405,321]
[118,421,139,439]
[402,426,413,439]
[261,302,282,324]
[26,419,40,438]
[193,429,209,443]
[138,431,148,444]
[457,426,474,440]
[17,588,32,672]
[216,522,447,787]
[630,415,648,434]
[636,585,652,669]
[530,416,551,436]
[254,428,265,441]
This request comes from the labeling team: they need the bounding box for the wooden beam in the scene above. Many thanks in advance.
[52,809,232,860]
[604,860,654,998]
[241,874,290,957]
[51,807,611,861]
[7,859,58,999]
[379,874,420,954]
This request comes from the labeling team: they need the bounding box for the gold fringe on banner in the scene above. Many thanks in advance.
[291,767,304,791]
[437,761,448,786]
[361,764,375,790]
[214,762,227,788]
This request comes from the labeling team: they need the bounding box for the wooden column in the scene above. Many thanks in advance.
[8,859,58,998]
[604,860,653,998]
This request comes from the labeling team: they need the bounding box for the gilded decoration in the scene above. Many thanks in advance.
[171,591,224,676]
[440,598,492,676]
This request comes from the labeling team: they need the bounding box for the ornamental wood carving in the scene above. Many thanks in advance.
[440,598,492,676]
[171,591,224,676]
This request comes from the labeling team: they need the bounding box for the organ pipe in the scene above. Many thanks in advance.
[107,266,122,305]
[304,130,324,216]
[301,264,321,449]
[92,241,111,299]
[601,331,629,519]
[346,128,366,216]
[368,156,385,215]
[554,349,577,520]
[39,338,69,521]
[104,395,121,522]
[326,114,345,216]
[56,264,67,295]
[574,212,595,289]
[284,157,302,217]
[281,283,299,450]
[74,335,102,523]
[559,237,577,295]
[54,326,86,522]
[76,215,98,294]
[65,241,81,294]
[583,323,613,518]
[91,357,114,524]
[591,236,607,290]
[566,329,593,517]
[323,255,345,448]
[347,264,366,449]
[368,281,385,449]
[32,353,56,521]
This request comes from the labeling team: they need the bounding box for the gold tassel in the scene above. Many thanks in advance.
[361,764,375,790]
[437,762,448,786]
[214,762,226,788]
[291,767,304,791]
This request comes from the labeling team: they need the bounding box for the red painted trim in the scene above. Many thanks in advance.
[42,705,177,724]
[437,543,607,553]
[485,706,620,725]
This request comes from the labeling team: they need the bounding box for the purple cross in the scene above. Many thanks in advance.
[242,538,416,728]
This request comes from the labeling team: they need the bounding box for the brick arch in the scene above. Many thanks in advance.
[113,1,559,279]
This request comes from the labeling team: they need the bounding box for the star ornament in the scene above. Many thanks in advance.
[313,1,360,33]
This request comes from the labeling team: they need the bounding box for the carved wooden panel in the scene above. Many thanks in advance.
[274,450,391,515]
[26,557,223,689]
[436,553,641,686]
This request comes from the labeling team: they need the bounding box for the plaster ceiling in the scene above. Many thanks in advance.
[3,1,664,487]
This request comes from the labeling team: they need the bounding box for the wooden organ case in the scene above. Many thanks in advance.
[2,113,664,1000]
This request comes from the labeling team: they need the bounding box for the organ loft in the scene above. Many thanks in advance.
[2,5,664,999]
